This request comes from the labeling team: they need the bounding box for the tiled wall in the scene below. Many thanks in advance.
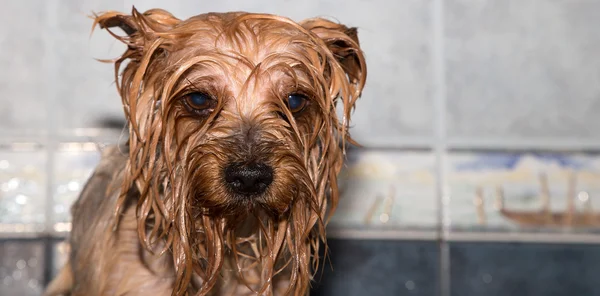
[1,0,600,295]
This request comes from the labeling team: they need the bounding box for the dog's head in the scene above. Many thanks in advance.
[95,7,366,295]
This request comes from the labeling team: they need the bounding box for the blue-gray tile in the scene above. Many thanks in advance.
[51,241,69,279]
[127,0,434,146]
[446,0,600,141]
[450,242,600,296]
[312,239,439,296]
[0,240,45,296]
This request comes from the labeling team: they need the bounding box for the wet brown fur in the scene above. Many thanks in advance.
[45,7,366,296]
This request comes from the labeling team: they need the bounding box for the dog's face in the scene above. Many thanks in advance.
[96,8,365,295]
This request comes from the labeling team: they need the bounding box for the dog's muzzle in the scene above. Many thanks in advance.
[224,162,273,196]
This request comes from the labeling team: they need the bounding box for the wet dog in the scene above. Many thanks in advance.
[45,7,366,296]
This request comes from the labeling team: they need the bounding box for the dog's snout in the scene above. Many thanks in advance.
[224,162,273,196]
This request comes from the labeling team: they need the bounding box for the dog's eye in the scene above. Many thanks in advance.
[185,92,211,109]
[286,93,308,114]
[183,92,214,114]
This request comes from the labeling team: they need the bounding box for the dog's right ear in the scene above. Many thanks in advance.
[92,8,181,142]
[93,7,180,47]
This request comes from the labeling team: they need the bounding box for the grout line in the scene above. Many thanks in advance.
[326,228,600,244]
[3,227,600,244]
[327,229,600,244]
[327,229,439,240]
[432,0,450,295]
[448,231,600,244]
[0,232,53,239]
[5,134,600,153]
[43,236,54,288]
[43,0,58,236]
[447,138,600,152]
[43,0,60,286]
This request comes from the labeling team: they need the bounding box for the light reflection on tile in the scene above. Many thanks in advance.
[0,148,47,228]
[448,152,600,231]
[52,145,102,224]
[332,150,437,229]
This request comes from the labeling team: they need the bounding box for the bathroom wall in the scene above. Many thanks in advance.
[1,0,600,295]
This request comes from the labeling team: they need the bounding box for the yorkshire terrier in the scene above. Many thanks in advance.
[45,7,366,296]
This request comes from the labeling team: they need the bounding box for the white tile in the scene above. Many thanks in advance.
[0,1,49,132]
[47,0,126,131]
[124,0,435,146]
[446,0,600,140]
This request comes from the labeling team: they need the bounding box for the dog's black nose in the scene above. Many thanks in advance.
[224,162,273,196]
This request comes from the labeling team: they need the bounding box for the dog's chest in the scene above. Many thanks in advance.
[104,208,176,295]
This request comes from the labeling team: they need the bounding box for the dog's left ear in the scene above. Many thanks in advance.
[95,11,138,36]
[301,19,367,89]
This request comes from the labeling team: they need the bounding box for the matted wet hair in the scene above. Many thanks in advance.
[94,7,366,295]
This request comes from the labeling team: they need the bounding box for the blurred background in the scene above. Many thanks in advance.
[2,0,600,295]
